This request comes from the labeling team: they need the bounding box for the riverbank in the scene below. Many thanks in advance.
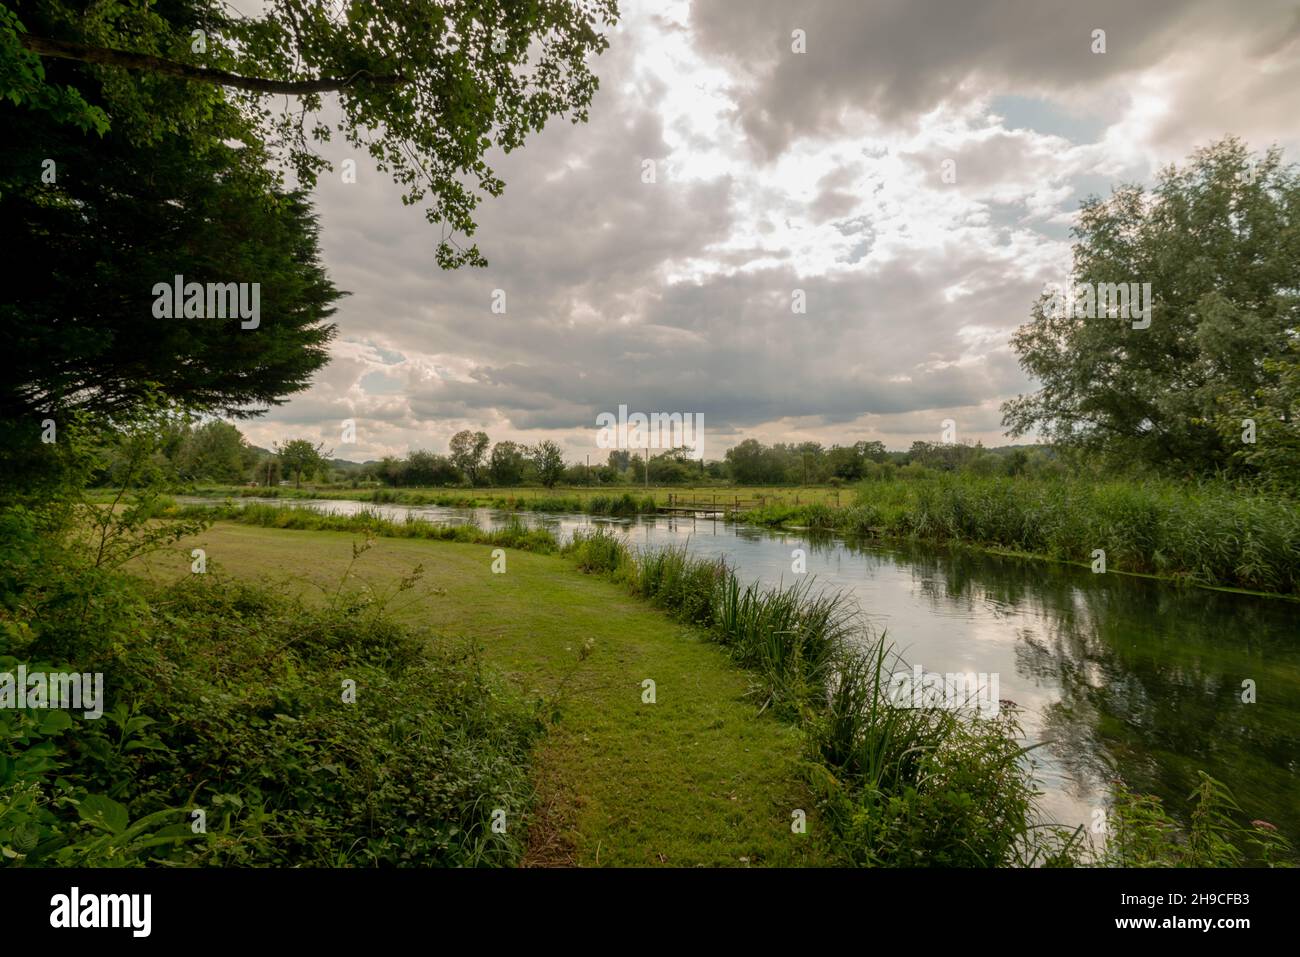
[135,523,832,866]
[751,476,1300,597]
[136,521,1075,866]
[160,475,1300,597]
[16,496,1289,866]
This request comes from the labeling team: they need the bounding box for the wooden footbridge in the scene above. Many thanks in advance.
[656,490,845,519]
[657,493,761,517]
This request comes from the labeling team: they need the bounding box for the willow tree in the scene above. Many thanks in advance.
[1002,138,1300,477]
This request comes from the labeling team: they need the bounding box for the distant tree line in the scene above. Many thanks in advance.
[109,417,1063,490]
[719,439,1062,485]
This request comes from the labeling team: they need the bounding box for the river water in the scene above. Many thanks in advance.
[196,496,1300,844]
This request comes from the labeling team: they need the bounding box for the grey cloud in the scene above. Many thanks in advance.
[248,1,1296,457]
[689,0,1295,157]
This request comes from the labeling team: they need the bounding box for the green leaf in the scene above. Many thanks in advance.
[39,710,74,735]
[78,794,129,835]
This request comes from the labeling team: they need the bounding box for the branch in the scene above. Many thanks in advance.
[20,34,407,95]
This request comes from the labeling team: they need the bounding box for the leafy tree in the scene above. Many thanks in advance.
[562,461,594,485]
[827,445,863,481]
[176,420,250,483]
[254,454,282,488]
[530,440,565,488]
[723,439,762,484]
[404,449,460,486]
[791,442,832,483]
[488,440,527,486]
[404,450,439,486]
[449,430,490,484]
[275,439,330,488]
[725,439,784,484]
[1004,448,1030,477]
[647,449,695,484]
[907,440,983,472]
[377,455,407,488]
[827,442,885,480]
[1212,341,1300,485]
[1003,138,1300,475]
[860,440,888,463]
[4,0,619,268]
[1,62,340,420]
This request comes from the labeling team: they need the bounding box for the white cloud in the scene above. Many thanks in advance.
[246,0,1300,460]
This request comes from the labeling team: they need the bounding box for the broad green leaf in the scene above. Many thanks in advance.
[78,795,129,835]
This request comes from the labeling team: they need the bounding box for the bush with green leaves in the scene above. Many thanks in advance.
[1098,772,1292,867]
[1,494,541,867]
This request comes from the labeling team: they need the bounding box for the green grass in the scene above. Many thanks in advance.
[133,523,831,867]
[170,475,1300,595]
[175,482,847,511]
[0,514,540,867]
[169,500,562,553]
[744,475,1300,596]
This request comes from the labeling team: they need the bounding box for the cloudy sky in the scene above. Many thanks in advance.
[240,0,1300,462]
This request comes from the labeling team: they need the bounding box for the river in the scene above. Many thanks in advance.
[193,496,1300,845]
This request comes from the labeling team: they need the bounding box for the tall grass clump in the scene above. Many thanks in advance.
[562,526,632,576]
[713,574,852,715]
[809,640,1077,867]
[630,544,726,629]
[1095,773,1293,867]
[585,492,643,517]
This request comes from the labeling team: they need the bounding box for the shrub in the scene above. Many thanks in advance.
[0,543,540,867]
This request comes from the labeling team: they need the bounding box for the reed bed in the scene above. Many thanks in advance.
[743,475,1300,595]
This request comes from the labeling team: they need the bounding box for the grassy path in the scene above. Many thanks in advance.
[135,523,830,867]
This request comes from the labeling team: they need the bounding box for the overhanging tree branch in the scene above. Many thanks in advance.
[20,34,407,95]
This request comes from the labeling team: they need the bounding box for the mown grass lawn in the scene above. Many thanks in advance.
[133,523,832,867]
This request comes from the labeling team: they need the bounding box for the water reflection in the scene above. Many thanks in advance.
[192,497,1300,841]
